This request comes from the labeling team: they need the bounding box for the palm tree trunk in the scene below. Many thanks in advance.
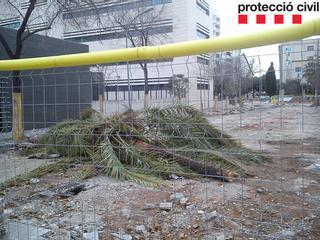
[139,143,229,181]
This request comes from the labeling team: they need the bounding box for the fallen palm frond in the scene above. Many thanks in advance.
[0,158,76,190]
[38,105,267,185]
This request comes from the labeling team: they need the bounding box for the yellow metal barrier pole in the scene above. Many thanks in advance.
[0,18,319,71]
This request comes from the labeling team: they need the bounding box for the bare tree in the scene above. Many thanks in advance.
[108,4,170,109]
[210,52,255,101]
[167,74,189,101]
[0,0,98,141]
[303,55,320,105]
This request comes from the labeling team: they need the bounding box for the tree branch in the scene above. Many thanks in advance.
[14,0,37,58]
[21,7,63,42]
[8,0,27,25]
[0,33,14,58]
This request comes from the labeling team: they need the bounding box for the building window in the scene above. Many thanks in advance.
[307,45,314,51]
[196,23,210,39]
[197,77,209,89]
[63,0,172,20]
[307,56,314,61]
[0,22,20,29]
[151,0,170,4]
[197,56,209,65]
[295,67,302,72]
[196,0,209,16]
[65,25,173,42]
[196,29,209,39]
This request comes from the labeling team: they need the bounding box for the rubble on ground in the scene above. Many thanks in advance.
[0,104,319,239]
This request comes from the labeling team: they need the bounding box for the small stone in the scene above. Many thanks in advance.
[83,183,97,191]
[47,153,61,159]
[135,225,146,234]
[179,198,188,206]
[169,174,183,180]
[30,178,40,184]
[169,193,185,202]
[256,187,266,194]
[216,234,234,240]
[205,211,218,222]
[121,208,131,217]
[192,224,199,229]
[186,205,194,210]
[179,232,187,239]
[74,225,81,230]
[159,202,173,211]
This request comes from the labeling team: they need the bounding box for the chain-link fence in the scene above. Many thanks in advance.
[0,43,319,240]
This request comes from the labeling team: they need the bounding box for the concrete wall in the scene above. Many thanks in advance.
[0,27,92,131]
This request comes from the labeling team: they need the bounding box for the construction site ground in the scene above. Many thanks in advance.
[0,103,319,240]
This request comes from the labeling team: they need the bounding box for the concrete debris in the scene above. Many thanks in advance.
[39,181,85,198]
[28,153,61,159]
[142,204,157,210]
[270,229,295,239]
[111,232,133,240]
[48,223,59,231]
[1,105,319,239]
[305,163,320,172]
[173,213,189,228]
[216,233,234,240]
[3,220,51,240]
[83,183,97,191]
[17,142,37,149]
[83,231,99,240]
[169,193,185,202]
[159,202,173,211]
[24,128,48,141]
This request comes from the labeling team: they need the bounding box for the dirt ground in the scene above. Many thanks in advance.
[0,103,319,240]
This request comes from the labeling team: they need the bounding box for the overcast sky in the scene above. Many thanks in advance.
[212,0,319,76]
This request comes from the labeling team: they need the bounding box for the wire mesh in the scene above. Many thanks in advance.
[0,45,320,240]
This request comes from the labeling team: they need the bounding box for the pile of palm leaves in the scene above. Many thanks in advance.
[40,105,267,185]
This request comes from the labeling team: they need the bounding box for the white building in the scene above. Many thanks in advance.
[279,38,320,84]
[0,0,219,114]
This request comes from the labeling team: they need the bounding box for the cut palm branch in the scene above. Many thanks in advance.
[38,105,267,186]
